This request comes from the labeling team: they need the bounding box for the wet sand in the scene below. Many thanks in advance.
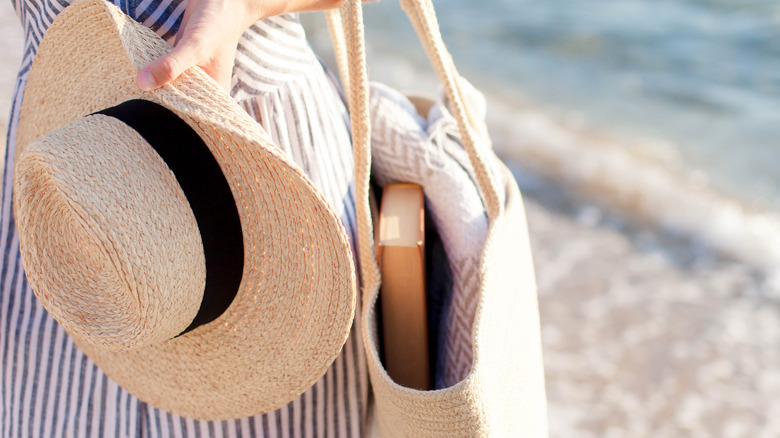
[0,4,776,436]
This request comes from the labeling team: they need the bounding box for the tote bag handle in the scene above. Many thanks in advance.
[329,0,504,290]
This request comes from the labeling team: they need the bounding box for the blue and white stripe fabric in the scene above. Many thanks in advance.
[1,0,368,436]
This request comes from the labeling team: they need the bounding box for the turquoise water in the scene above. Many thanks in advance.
[355,0,780,211]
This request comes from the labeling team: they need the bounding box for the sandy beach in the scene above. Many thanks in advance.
[1,3,777,436]
[515,169,778,438]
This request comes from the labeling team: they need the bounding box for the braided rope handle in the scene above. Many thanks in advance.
[325,9,351,99]
[339,0,381,296]
[336,0,504,294]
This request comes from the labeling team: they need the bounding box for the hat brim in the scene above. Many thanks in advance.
[16,0,356,420]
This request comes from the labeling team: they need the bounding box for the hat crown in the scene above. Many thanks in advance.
[15,116,205,351]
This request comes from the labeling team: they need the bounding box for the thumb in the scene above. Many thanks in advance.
[137,42,203,91]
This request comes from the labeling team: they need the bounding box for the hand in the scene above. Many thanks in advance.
[136,0,341,92]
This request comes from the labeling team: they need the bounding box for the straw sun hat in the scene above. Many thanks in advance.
[13,0,356,420]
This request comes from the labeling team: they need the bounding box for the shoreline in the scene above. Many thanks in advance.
[488,97,780,279]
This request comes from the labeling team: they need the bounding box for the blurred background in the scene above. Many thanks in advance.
[3,0,780,436]
[307,2,780,436]
[0,3,20,146]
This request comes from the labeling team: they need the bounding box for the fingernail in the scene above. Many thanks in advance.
[137,71,155,91]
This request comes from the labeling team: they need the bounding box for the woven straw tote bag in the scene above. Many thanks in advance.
[327,0,549,436]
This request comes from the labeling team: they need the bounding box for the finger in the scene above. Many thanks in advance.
[199,48,237,92]
[137,35,205,91]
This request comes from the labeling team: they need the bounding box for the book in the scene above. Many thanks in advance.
[377,183,430,390]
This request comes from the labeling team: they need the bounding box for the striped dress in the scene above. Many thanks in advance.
[1,0,368,436]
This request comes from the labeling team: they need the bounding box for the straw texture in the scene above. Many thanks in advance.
[15,117,205,351]
[13,0,356,420]
[338,0,549,435]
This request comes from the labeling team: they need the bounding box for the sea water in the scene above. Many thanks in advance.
[362,0,780,208]
[304,0,780,274]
